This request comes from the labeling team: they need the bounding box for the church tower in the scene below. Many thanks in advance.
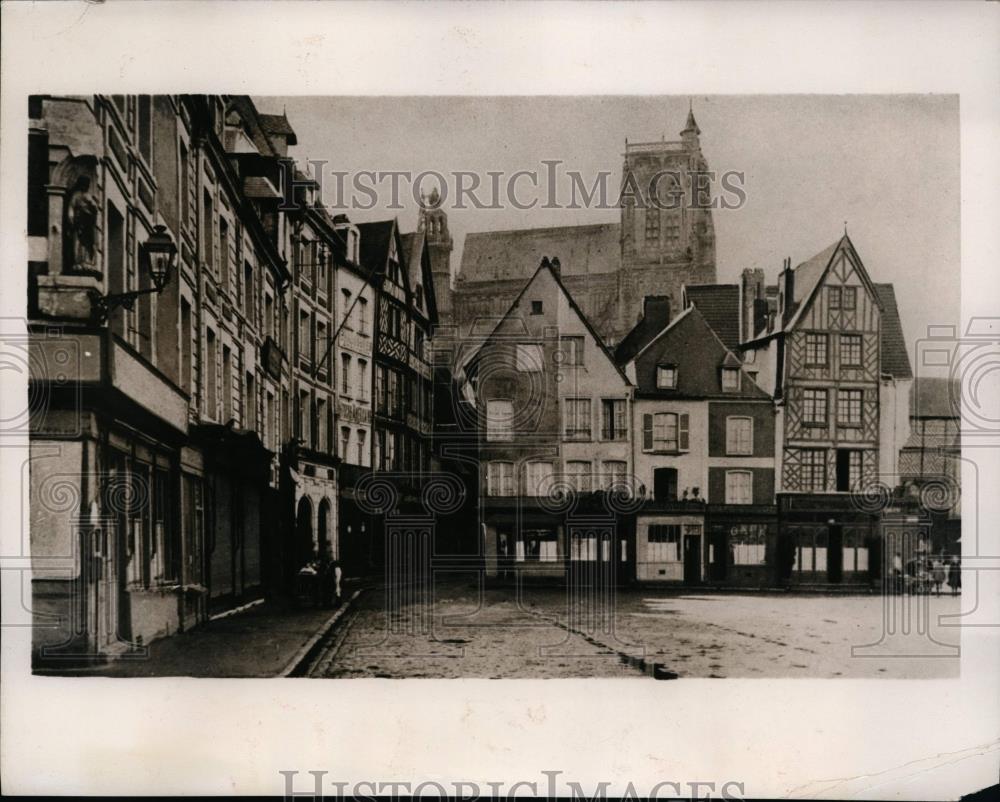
[615,104,717,342]
[419,187,454,323]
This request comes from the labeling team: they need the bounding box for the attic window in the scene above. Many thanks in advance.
[828,286,842,309]
[842,287,857,310]
[656,365,677,389]
[415,285,424,309]
[721,367,740,392]
[530,300,543,315]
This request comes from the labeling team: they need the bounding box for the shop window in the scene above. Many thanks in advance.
[648,524,681,562]
[519,529,558,562]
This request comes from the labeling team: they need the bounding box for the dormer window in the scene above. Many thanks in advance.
[656,365,677,389]
[721,367,740,392]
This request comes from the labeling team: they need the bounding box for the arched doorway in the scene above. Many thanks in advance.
[295,496,313,569]
[317,498,332,559]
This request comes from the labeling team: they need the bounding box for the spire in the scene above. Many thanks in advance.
[681,99,700,137]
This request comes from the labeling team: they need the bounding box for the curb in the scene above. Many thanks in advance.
[278,589,362,678]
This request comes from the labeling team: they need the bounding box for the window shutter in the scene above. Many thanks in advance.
[642,414,653,451]
[679,413,690,451]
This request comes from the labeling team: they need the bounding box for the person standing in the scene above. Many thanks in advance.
[932,557,946,596]
[948,555,961,596]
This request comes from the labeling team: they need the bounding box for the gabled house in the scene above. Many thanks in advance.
[619,303,776,585]
[740,234,913,585]
[461,257,635,582]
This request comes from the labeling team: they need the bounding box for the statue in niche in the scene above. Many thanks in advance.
[64,175,99,273]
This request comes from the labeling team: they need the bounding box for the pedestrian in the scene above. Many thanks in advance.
[332,558,343,605]
[932,558,945,596]
[948,555,961,596]
[892,551,903,594]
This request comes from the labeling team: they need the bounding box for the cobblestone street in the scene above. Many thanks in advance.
[320,580,962,679]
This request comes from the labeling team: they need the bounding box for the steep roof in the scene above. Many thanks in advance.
[684,284,740,351]
[259,113,298,145]
[910,377,959,418]
[401,230,439,325]
[458,222,620,283]
[461,259,630,386]
[875,283,913,379]
[356,220,396,275]
[628,305,769,400]
[615,307,668,365]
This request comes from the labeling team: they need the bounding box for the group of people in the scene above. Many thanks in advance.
[891,551,961,596]
[295,545,344,608]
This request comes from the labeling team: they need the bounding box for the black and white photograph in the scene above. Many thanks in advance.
[2,2,999,800]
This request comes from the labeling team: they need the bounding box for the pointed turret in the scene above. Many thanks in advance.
[681,101,701,149]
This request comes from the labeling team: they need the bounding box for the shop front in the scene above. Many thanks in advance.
[777,494,881,587]
[705,504,778,587]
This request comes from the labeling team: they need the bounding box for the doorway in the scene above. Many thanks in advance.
[683,533,702,585]
[827,524,843,583]
[295,496,313,570]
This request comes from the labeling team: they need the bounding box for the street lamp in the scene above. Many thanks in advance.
[94,224,177,322]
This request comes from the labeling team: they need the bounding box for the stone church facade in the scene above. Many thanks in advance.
[432,108,716,347]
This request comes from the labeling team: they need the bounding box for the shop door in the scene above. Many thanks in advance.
[827,525,843,583]
[83,502,117,652]
[683,533,702,585]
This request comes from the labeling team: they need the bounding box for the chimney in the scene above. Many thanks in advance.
[740,268,765,341]
[781,257,795,324]
[642,295,671,331]
[550,256,561,278]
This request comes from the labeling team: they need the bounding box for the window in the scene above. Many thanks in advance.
[358,296,368,332]
[842,287,857,310]
[245,372,256,430]
[486,399,514,442]
[357,359,368,401]
[221,345,232,422]
[316,321,327,369]
[801,449,827,492]
[341,288,352,329]
[565,461,592,493]
[828,286,841,309]
[803,388,828,425]
[601,399,627,440]
[516,343,543,372]
[203,189,214,272]
[562,398,592,440]
[653,467,678,501]
[487,461,515,496]
[725,470,753,504]
[219,217,230,289]
[180,298,192,392]
[730,524,768,566]
[644,207,660,241]
[721,367,740,392]
[836,449,863,492]
[530,300,543,315]
[520,529,558,562]
[374,430,385,470]
[265,391,275,451]
[298,389,310,444]
[648,524,681,562]
[560,336,584,366]
[340,426,351,460]
[664,212,681,244]
[837,389,863,427]
[316,398,328,452]
[805,333,828,366]
[525,461,554,497]
[205,328,217,418]
[340,353,351,396]
[840,334,862,367]
[386,431,397,470]
[243,262,254,321]
[264,294,274,339]
[375,366,387,413]
[602,460,627,490]
[179,141,189,226]
[642,412,689,453]
[415,285,424,309]
[656,365,677,389]
[389,371,402,416]
[137,95,152,166]
[356,430,367,465]
[726,416,753,455]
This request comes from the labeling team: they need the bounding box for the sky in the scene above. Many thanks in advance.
[255,95,960,361]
